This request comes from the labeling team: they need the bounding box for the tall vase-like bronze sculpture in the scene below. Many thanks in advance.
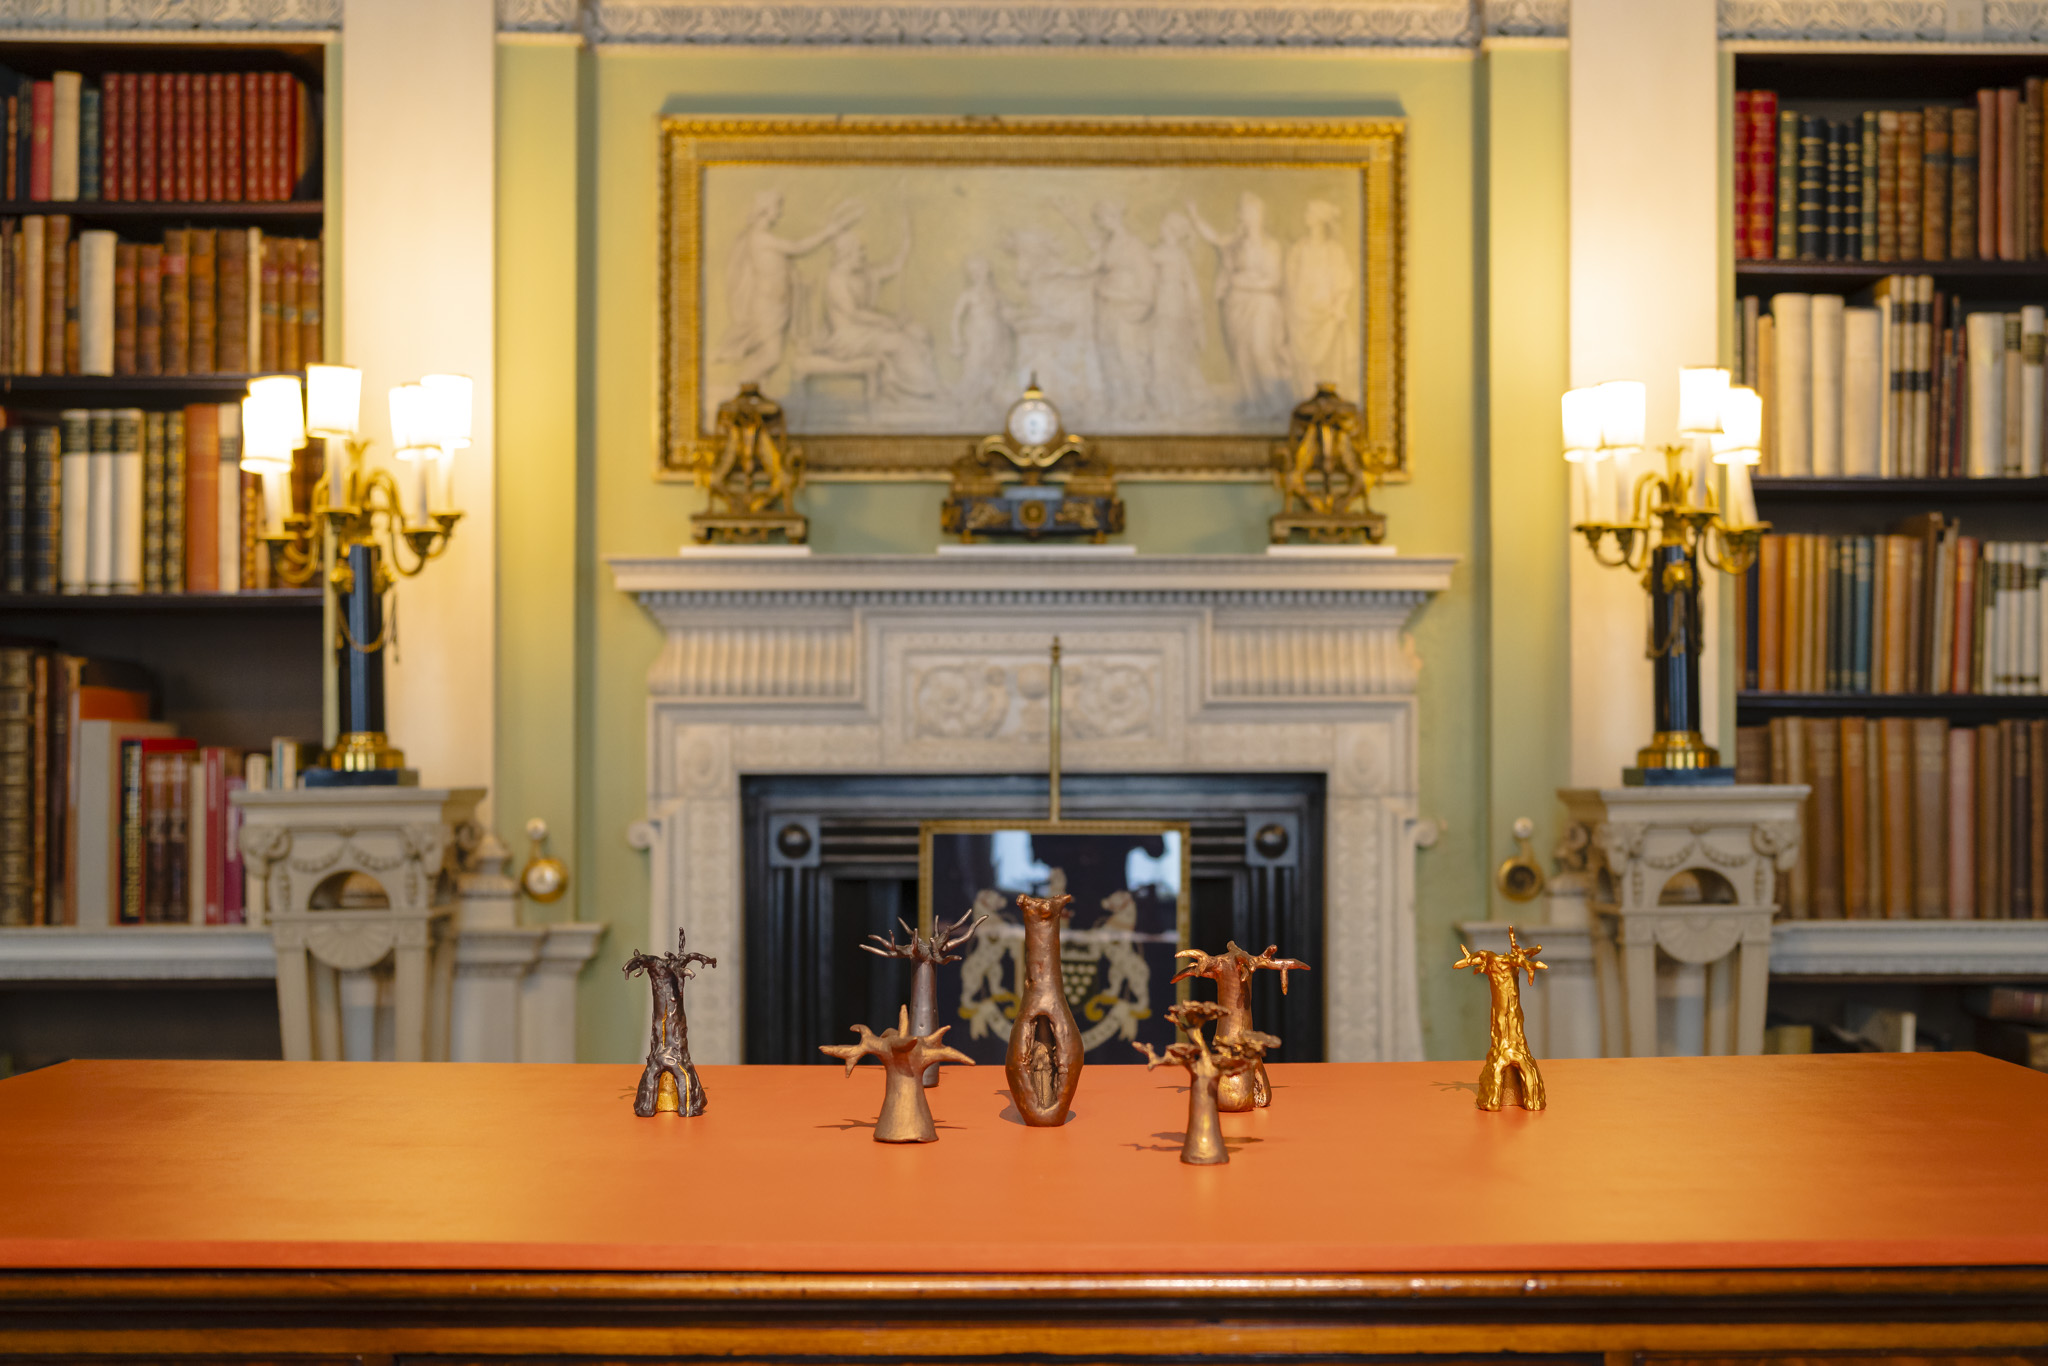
[1171,942,1310,1111]
[862,908,985,1086]
[820,1005,974,1143]
[624,931,718,1117]
[1135,1000,1278,1165]
[1454,927,1548,1112]
[1005,892,1084,1126]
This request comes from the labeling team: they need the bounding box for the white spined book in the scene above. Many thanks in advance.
[2022,305,2046,477]
[1772,293,1813,476]
[49,72,80,202]
[1842,305,1883,476]
[1810,293,1845,477]
[111,408,143,593]
[85,409,114,593]
[76,229,116,377]
[1966,311,2006,478]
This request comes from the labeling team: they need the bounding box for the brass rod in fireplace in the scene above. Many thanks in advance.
[1048,636,1062,823]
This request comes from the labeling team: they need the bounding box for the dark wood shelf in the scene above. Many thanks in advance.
[1736,260,2048,295]
[1735,51,2048,101]
[0,590,320,613]
[0,373,289,404]
[1754,477,2048,500]
[0,200,321,222]
[1737,692,2048,723]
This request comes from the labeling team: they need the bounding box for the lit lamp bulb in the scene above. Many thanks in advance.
[388,382,434,526]
[241,376,305,537]
[420,373,472,514]
[1561,386,1606,524]
[1596,379,1647,522]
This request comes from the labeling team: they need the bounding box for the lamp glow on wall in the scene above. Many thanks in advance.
[244,364,469,784]
[1561,367,1769,780]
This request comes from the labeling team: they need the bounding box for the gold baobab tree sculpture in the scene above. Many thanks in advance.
[1453,927,1548,1112]
[1170,941,1310,1111]
[1134,1000,1279,1165]
[820,1005,974,1143]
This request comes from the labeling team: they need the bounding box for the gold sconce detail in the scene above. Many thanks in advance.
[1270,383,1395,545]
[690,384,807,545]
[1496,817,1546,903]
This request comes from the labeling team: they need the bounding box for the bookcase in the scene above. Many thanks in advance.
[0,34,331,1073]
[1733,47,2048,1061]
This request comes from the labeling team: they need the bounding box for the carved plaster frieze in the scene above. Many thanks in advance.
[584,0,1480,46]
[0,0,340,29]
[1717,0,1955,41]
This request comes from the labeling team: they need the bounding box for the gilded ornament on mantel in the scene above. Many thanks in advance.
[689,383,808,545]
[1269,383,1395,545]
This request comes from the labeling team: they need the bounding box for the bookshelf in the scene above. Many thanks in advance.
[1734,46,2048,1051]
[0,34,330,1073]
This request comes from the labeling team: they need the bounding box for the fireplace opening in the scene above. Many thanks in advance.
[741,772,1324,1065]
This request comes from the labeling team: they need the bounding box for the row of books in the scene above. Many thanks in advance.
[1971,985,2048,1070]
[0,405,279,597]
[0,218,321,377]
[1737,284,2048,478]
[0,67,315,204]
[0,647,312,927]
[1736,87,2048,261]
[1736,716,2046,920]
[1739,526,2042,695]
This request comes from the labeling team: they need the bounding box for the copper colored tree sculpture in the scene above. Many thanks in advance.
[1134,1000,1279,1165]
[819,1005,974,1142]
[1454,927,1548,1112]
[1170,941,1310,1111]
[1005,892,1085,1126]
[624,930,718,1117]
[862,908,985,1086]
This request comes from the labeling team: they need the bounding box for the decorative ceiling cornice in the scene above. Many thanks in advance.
[1719,0,2048,42]
[0,0,338,29]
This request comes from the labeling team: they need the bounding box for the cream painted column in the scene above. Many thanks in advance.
[1567,0,1720,785]
[341,0,497,799]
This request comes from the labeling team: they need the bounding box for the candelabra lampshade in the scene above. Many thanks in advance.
[420,373,473,449]
[388,383,434,453]
[1677,366,1731,435]
[241,375,305,469]
[306,364,363,439]
[1712,385,1764,463]
[1595,379,1647,452]
[1561,386,1605,459]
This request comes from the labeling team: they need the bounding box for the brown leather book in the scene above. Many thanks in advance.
[1953,534,1980,692]
[1911,717,1949,917]
[258,234,279,369]
[1736,726,1770,783]
[41,213,66,375]
[1841,717,1872,918]
[242,73,261,205]
[1947,725,1976,918]
[2001,87,2022,259]
[181,401,218,593]
[2027,78,2044,257]
[222,73,242,203]
[2033,720,2047,917]
[171,71,192,203]
[1952,106,1981,259]
[136,243,161,377]
[204,73,225,203]
[1789,535,1810,691]
[278,236,300,372]
[1759,536,1784,690]
[1979,723,2004,916]
[1879,716,1915,918]
[62,235,78,375]
[1899,113,1925,260]
[1881,536,1912,693]
[155,71,174,207]
[118,72,137,202]
[1863,717,1884,909]
[161,227,188,376]
[216,228,247,374]
[298,236,320,365]
[112,241,136,375]
[136,72,157,202]
[187,229,215,375]
[1806,718,1844,918]
[2012,720,2033,919]
[1781,716,1812,917]
[1922,106,1950,260]
[240,469,262,590]
[1758,313,1778,470]
[256,72,275,203]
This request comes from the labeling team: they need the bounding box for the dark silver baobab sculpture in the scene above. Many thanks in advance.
[819,1005,974,1142]
[624,930,717,1117]
[861,907,985,1085]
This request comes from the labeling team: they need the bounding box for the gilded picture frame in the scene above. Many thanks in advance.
[917,819,1193,1065]
[658,116,1405,482]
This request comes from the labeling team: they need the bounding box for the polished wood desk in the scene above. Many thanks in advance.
[0,1053,2043,1365]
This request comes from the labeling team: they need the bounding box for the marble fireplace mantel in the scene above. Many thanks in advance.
[612,549,1457,1065]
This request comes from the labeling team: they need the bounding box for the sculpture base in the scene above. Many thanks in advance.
[303,767,420,788]
[1621,766,1735,787]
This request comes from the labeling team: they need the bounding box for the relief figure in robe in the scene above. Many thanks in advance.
[819,227,943,405]
[715,189,866,388]
[1060,198,1158,420]
[950,255,1016,412]
[1147,209,1210,421]
[1285,199,1357,399]
[1188,191,1295,420]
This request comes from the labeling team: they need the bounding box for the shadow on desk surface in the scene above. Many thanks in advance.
[0,1053,2042,1276]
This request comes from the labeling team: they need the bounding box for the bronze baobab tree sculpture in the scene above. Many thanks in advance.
[820,1005,975,1143]
[862,907,985,1086]
[1134,1000,1279,1165]
[1170,941,1310,1111]
[1454,927,1548,1112]
[623,930,718,1117]
[1006,891,1085,1126]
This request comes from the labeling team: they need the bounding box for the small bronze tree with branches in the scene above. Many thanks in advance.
[861,907,985,1086]
[820,1004,975,1143]
[1170,941,1310,1111]
[1134,999,1279,1166]
[623,930,718,1118]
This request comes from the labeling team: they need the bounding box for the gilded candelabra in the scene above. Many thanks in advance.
[243,368,468,782]
[1566,371,1768,777]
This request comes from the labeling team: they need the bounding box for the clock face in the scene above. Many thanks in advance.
[1007,397,1061,448]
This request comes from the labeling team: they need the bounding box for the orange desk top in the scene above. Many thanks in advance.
[0,1053,2043,1274]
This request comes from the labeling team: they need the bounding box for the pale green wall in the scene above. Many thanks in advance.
[493,42,1572,1063]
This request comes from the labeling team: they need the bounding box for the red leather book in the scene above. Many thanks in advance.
[160,227,187,377]
[181,401,217,593]
[242,74,261,203]
[136,73,157,201]
[1735,91,1755,258]
[298,236,320,364]
[113,240,136,374]
[255,73,274,203]
[28,79,52,201]
[171,72,191,202]
[273,73,292,201]
[99,74,119,201]
[136,243,161,376]
[117,73,137,201]
[155,73,174,205]
[204,73,224,202]
[221,73,242,203]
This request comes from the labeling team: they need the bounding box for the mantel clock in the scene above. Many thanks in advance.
[941,381,1124,543]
